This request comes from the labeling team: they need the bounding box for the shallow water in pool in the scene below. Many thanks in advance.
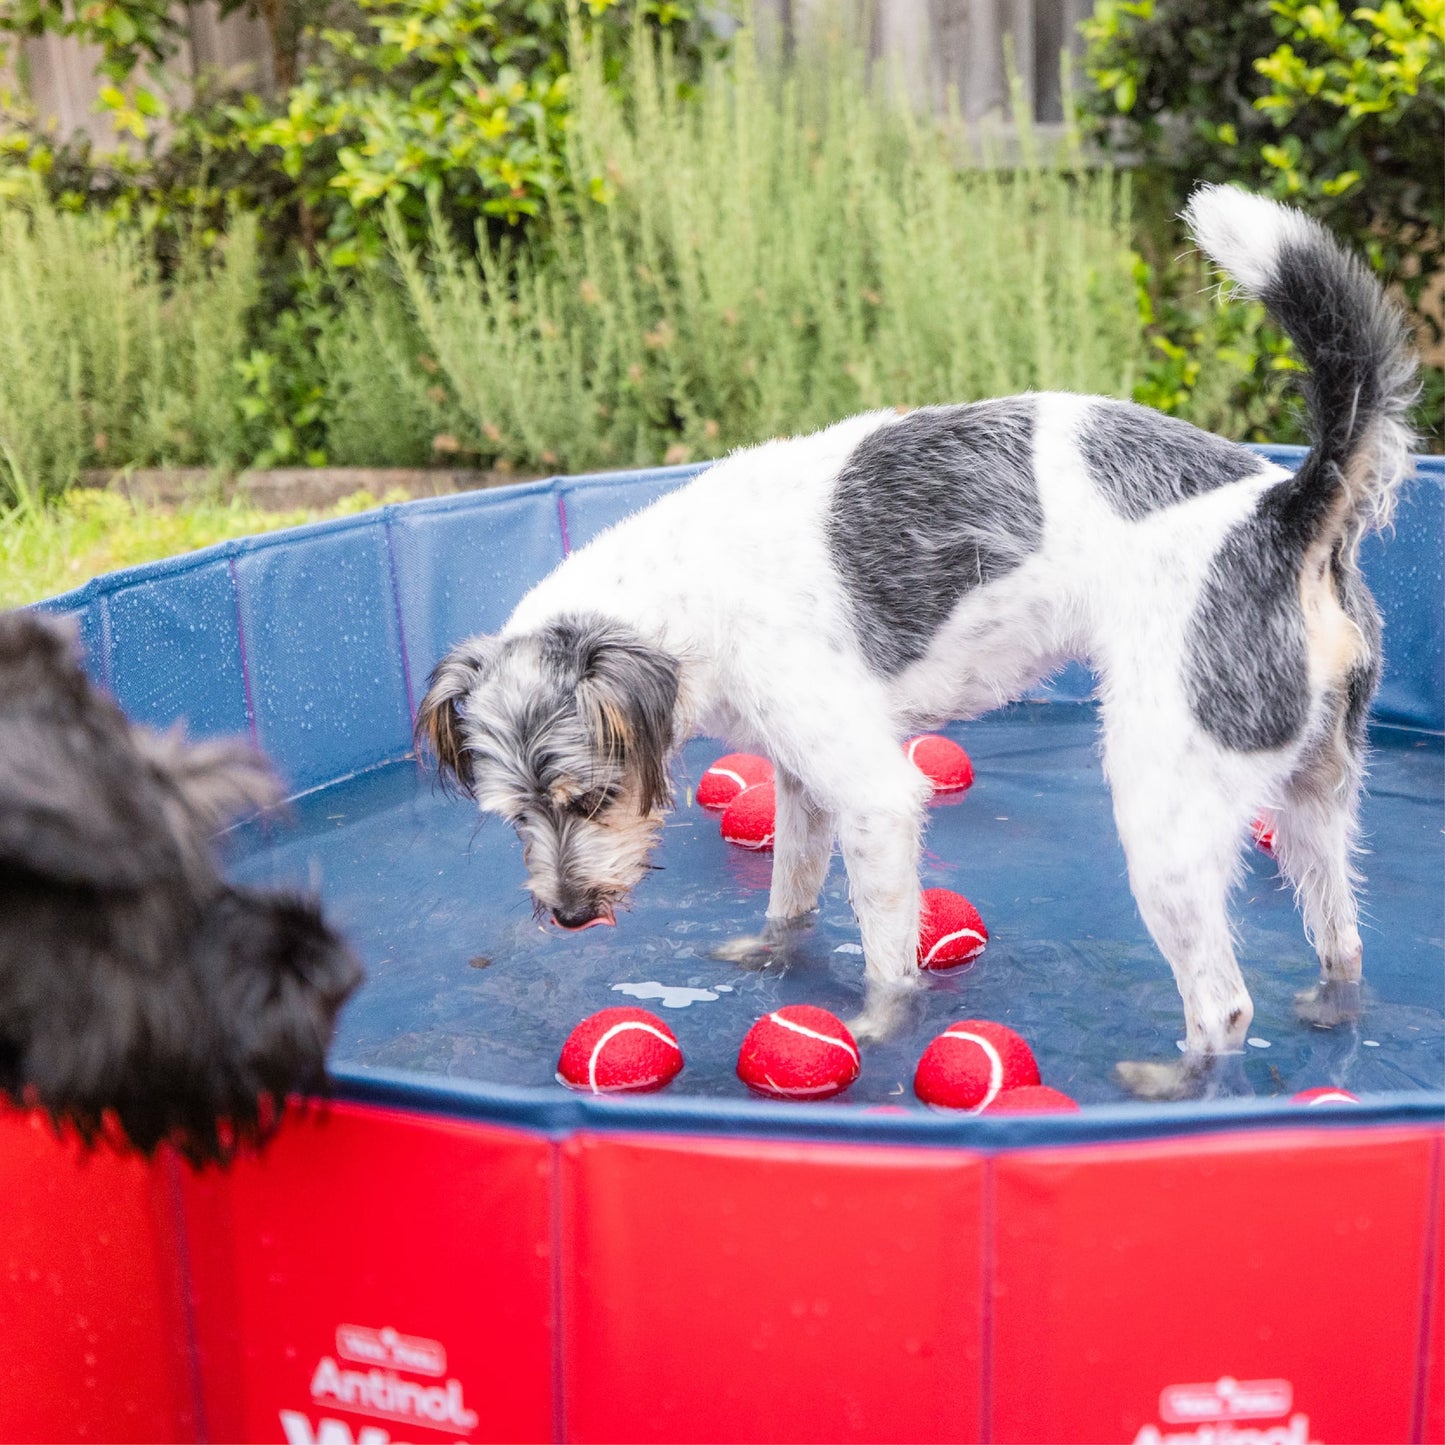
[226,704,1444,1106]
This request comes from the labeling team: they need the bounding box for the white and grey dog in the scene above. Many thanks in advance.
[417,185,1416,1096]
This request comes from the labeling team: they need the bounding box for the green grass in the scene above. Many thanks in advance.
[0,487,405,608]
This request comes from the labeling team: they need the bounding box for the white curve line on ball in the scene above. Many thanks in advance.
[587,1021,680,1094]
[767,1012,859,1065]
[922,927,987,966]
[706,766,748,791]
[1305,1090,1358,1106]
[940,1028,1004,1110]
[761,1074,846,1097]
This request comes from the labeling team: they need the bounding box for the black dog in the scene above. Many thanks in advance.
[0,611,362,1164]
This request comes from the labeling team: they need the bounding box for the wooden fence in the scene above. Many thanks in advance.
[755,0,1094,126]
[7,0,1094,147]
[7,3,273,142]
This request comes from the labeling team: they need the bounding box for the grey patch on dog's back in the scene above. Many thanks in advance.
[1081,401,1266,520]
[1186,482,1310,752]
[828,399,1041,674]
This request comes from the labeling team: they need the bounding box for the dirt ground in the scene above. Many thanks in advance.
[79,466,546,511]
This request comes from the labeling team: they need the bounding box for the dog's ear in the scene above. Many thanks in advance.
[415,636,498,794]
[570,625,680,814]
[133,729,284,832]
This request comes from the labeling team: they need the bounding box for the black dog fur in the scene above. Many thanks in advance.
[0,611,362,1165]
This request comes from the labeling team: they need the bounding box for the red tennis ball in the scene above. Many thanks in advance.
[720,780,775,851]
[1291,1086,1360,1106]
[913,1020,1040,1111]
[904,734,975,794]
[698,752,773,810]
[557,1007,683,1094]
[981,1085,1080,1114]
[918,888,989,969]
[737,1005,860,1100]
[1252,815,1277,855]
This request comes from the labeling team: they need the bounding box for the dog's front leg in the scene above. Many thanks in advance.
[767,765,834,924]
[836,784,929,1043]
[712,768,833,970]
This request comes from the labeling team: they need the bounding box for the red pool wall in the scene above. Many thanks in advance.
[4,1101,1442,1444]
[0,1112,197,1442]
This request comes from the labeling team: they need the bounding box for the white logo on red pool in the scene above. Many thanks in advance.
[336,1324,447,1378]
[279,1321,477,1444]
[1134,1377,1321,1445]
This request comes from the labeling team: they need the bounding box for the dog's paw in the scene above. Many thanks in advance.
[711,915,813,971]
[846,984,918,1046]
[1115,1050,1250,1102]
[1294,979,1363,1030]
[709,933,781,970]
[845,1011,895,1046]
[1114,1058,1205,1101]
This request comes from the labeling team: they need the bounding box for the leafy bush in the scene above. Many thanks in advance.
[377,26,1145,472]
[1080,0,1442,444]
[1081,0,1443,295]
[0,200,260,503]
[1129,252,1309,444]
[226,0,575,264]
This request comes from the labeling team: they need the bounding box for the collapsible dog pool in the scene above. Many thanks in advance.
[9,448,1444,1444]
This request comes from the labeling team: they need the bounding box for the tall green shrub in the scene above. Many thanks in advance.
[321,276,457,466]
[0,203,259,502]
[380,26,1144,472]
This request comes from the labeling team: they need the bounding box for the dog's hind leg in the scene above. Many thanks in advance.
[1279,561,1378,1026]
[1103,714,1260,1099]
[1273,722,1368,1028]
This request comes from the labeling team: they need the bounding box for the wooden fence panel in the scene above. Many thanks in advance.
[763,0,1094,124]
[7,0,271,147]
[11,0,1094,149]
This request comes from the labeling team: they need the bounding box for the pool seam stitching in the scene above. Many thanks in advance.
[551,1135,568,1442]
[980,1155,995,1443]
[226,557,260,748]
[1410,1130,1442,1443]
[557,490,572,557]
[382,511,418,726]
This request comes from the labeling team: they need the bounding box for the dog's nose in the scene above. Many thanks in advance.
[552,904,616,931]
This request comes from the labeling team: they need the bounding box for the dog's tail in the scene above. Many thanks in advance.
[1183,183,1417,539]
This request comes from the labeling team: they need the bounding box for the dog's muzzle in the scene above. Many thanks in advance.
[552,903,617,932]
